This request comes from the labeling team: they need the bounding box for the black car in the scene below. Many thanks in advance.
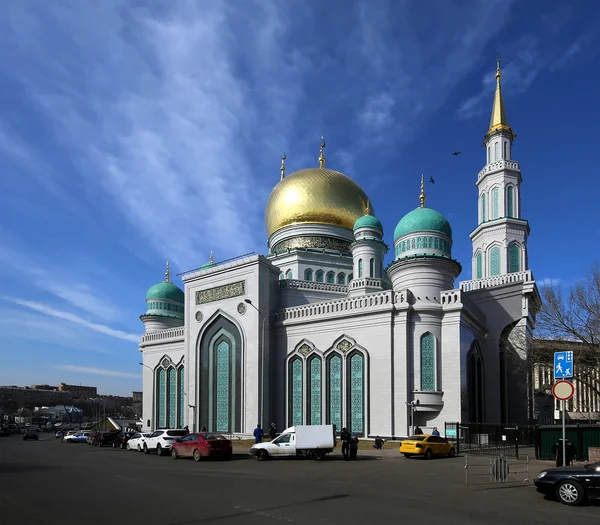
[535,460,600,505]
[90,431,118,447]
[112,431,135,449]
[23,431,39,441]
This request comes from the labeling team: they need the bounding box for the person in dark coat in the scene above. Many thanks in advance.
[373,436,385,449]
[349,434,359,460]
[269,423,277,440]
[340,427,351,461]
[552,438,576,467]
[414,426,424,435]
[253,424,264,444]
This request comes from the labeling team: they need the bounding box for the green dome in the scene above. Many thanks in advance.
[394,207,452,242]
[146,281,184,303]
[353,214,383,231]
[200,261,216,270]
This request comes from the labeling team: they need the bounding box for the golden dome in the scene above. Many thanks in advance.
[265,167,372,238]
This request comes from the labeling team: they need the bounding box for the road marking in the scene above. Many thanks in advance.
[234,506,295,522]
[115,475,138,483]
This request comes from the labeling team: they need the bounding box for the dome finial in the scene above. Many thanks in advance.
[280,153,286,180]
[165,260,170,282]
[318,136,326,168]
[366,199,371,215]
[209,250,214,263]
[419,174,426,208]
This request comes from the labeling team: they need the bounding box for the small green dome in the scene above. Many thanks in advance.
[394,207,452,242]
[353,214,383,231]
[146,281,184,303]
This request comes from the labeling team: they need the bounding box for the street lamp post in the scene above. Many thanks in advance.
[138,362,154,431]
[405,399,420,435]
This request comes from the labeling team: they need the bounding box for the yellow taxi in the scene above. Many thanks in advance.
[399,434,456,459]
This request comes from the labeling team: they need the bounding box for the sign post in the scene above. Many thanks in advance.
[554,351,574,467]
[552,379,575,467]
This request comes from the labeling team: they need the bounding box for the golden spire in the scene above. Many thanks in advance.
[280,153,286,180]
[165,260,170,282]
[209,250,214,263]
[318,136,326,168]
[366,199,371,215]
[419,175,426,208]
[486,53,514,140]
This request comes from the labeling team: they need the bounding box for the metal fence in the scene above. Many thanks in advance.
[464,454,530,490]
[445,422,523,458]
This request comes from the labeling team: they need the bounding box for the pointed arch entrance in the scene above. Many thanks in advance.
[467,341,485,423]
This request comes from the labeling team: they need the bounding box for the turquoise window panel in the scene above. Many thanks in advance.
[279,273,284,280]
[490,247,501,276]
[481,194,486,223]
[329,355,342,429]
[327,271,335,284]
[285,270,293,279]
[337,273,345,285]
[476,253,482,279]
[358,259,363,278]
[216,341,230,432]
[420,333,436,391]
[157,368,166,428]
[494,142,499,161]
[349,354,364,435]
[507,186,514,218]
[348,273,353,281]
[310,358,322,425]
[168,368,177,428]
[291,359,303,426]
[369,259,374,278]
[316,270,324,282]
[509,244,520,273]
[492,187,499,219]
[178,367,185,428]
[504,141,507,159]
[304,269,313,281]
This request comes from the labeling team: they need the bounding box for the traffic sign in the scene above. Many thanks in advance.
[552,380,575,401]
[554,351,573,379]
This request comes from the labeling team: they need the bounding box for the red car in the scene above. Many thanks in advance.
[170,433,232,461]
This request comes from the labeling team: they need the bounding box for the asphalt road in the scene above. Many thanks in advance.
[0,434,597,524]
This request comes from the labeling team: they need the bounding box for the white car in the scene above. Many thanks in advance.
[63,431,90,443]
[143,429,188,456]
[126,432,152,452]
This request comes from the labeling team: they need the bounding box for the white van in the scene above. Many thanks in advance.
[250,425,336,461]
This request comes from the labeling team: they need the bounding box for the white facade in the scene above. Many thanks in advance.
[139,61,541,437]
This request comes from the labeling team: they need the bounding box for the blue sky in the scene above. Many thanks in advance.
[1,0,598,396]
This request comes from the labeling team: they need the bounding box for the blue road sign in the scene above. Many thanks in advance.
[554,351,574,379]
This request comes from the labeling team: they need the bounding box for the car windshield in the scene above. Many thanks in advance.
[406,436,425,441]
[167,430,188,437]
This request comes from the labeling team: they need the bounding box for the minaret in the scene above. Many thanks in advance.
[470,56,530,280]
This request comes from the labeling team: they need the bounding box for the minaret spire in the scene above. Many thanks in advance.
[486,53,514,141]
[419,175,426,208]
[165,260,170,282]
[318,136,326,168]
[209,250,214,263]
[280,153,286,180]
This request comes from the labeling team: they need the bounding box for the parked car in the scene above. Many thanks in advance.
[250,425,336,461]
[90,431,118,447]
[126,432,152,452]
[399,435,456,459]
[23,430,39,441]
[143,429,188,456]
[63,431,90,443]
[112,431,136,449]
[171,433,232,461]
[535,461,600,505]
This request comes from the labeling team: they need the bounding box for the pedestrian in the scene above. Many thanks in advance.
[431,427,440,436]
[184,425,189,432]
[269,422,277,440]
[340,427,351,461]
[349,434,359,460]
[373,436,385,449]
[552,438,576,467]
[253,424,264,444]
[201,426,207,432]
[414,426,423,435]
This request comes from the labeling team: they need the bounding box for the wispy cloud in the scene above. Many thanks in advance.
[3,298,140,343]
[540,278,561,287]
[53,365,139,379]
[358,93,395,131]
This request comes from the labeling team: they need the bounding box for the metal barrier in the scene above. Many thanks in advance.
[464,454,530,490]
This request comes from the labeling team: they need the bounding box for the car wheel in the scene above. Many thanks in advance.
[143,444,149,455]
[424,449,433,460]
[224,453,232,461]
[556,480,585,506]
[126,443,131,451]
[257,450,269,461]
[193,449,201,462]
[403,454,413,458]
[448,448,456,458]
[137,444,141,452]
[310,449,324,461]
[156,444,163,456]
[171,448,178,459]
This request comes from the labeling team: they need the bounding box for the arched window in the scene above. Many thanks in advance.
[487,146,490,164]
[327,354,342,430]
[215,341,230,432]
[358,259,363,278]
[492,187,499,219]
[347,352,364,435]
[506,186,514,218]
[509,244,520,273]
[289,358,303,426]
[157,368,166,428]
[178,367,185,428]
[503,141,507,159]
[379,261,383,278]
[369,258,374,278]
[480,194,486,223]
[308,357,322,425]
[279,272,284,280]
[168,367,177,428]
[494,142,499,161]
[315,270,324,282]
[285,269,293,279]
[420,333,436,391]
[326,271,335,284]
[489,246,501,277]
[348,273,353,281]
[304,268,313,281]
[337,273,346,285]
[476,252,483,279]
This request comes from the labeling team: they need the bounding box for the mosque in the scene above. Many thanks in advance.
[138,60,540,438]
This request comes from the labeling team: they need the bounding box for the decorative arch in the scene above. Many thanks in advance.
[488,245,501,277]
[307,354,322,425]
[285,269,293,279]
[288,356,304,426]
[304,268,313,281]
[420,332,436,391]
[197,313,244,433]
[475,251,483,279]
[177,364,185,428]
[315,269,324,282]
[508,243,520,273]
[491,186,500,219]
[480,193,486,223]
[358,259,363,278]
[331,334,357,354]
[293,339,315,357]
[369,258,374,278]
[337,272,346,285]
[467,341,485,423]
[326,271,335,284]
[348,273,353,281]
[279,272,284,280]
[506,185,514,218]
[346,348,366,436]
[326,351,343,431]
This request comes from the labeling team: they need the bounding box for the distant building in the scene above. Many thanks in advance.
[132,391,143,419]
[31,384,58,391]
[0,386,72,407]
[58,383,97,398]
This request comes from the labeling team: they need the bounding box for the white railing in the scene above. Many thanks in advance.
[440,289,462,306]
[141,326,185,343]
[477,159,520,181]
[350,277,382,289]
[279,279,348,293]
[275,289,407,322]
[459,270,534,292]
